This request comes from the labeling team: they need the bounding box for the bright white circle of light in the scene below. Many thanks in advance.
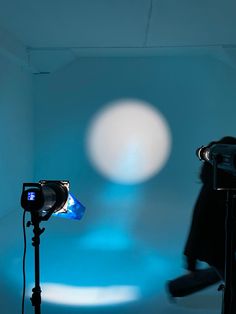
[86,99,171,184]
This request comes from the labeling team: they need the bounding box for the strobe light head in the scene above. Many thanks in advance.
[21,180,85,221]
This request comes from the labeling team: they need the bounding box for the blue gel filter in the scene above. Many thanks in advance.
[53,194,85,220]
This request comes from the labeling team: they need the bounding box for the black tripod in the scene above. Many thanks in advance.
[213,160,236,314]
[21,181,75,314]
[220,189,236,314]
[28,212,45,314]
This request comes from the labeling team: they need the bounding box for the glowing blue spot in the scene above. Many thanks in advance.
[30,284,140,307]
[78,226,134,250]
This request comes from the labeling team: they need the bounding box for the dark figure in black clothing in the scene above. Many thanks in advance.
[183,136,236,313]
[184,136,236,273]
[168,136,236,309]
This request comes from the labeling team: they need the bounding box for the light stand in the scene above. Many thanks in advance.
[21,180,85,314]
[28,212,45,314]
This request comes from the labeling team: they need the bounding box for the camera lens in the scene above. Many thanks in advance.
[196,146,210,161]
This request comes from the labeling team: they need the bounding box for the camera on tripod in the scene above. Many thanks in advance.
[196,144,236,176]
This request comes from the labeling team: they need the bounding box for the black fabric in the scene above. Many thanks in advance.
[184,137,236,270]
[184,182,226,269]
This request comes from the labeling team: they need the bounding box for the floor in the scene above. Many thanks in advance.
[0,212,223,314]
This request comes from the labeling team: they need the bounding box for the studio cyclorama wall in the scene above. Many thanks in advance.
[0,54,33,218]
[0,53,33,312]
[1,54,236,314]
[31,55,236,314]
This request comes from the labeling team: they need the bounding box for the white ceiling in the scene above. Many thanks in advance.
[0,0,236,72]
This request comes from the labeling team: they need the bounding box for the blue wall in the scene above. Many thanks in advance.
[33,55,236,239]
[31,55,236,313]
[0,54,33,218]
[0,53,33,312]
[1,54,236,313]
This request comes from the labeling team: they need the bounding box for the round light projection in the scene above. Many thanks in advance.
[86,99,171,184]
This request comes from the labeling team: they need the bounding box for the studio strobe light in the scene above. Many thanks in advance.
[21,180,85,314]
[21,180,85,220]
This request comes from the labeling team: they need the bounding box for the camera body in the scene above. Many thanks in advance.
[197,144,236,176]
